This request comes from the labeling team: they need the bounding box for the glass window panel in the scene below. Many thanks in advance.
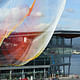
[64,39,71,47]
[64,48,72,54]
[58,48,63,54]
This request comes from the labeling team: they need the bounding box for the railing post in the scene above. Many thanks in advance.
[10,70,12,80]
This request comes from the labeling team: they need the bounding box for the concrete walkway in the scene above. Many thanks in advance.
[59,75,80,80]
[60,79,80,80]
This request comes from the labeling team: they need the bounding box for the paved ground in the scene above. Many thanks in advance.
[60,78,80,80]
[60,79,80,80]
[45,79,80,80]
[44,77,80,80]
[59,77,80,80]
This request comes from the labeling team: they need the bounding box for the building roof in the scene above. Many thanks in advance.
[54,30,80,38]
[10,30,80,38]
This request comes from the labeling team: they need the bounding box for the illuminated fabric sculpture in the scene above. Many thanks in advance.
[0,0,66,66]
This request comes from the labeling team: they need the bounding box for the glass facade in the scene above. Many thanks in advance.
[46,36,72,76]
[0,34,72,79]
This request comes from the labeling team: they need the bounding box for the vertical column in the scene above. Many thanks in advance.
[10,70,12,80]
[22,69,25,79]
[44,56,46,78]
[68,57,71,76]
[63,37,65,76]
[68,38,72,76]
[33,68,35,80]
[49,54,51,76]
[33,59,35,79]
[44,68,46,78]
[30,76,33,80]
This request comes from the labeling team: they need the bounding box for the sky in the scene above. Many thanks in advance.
[0,0,63,32]
[56,0,80,31]
[0,0,79,31]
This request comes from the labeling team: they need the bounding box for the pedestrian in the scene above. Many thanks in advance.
[53,74,59,80]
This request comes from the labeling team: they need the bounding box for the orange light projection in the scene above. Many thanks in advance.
[0,0,66,66]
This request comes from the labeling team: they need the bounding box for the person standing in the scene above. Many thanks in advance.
[53,74,59,80]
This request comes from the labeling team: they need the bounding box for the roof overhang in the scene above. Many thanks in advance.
[54,30,80,38]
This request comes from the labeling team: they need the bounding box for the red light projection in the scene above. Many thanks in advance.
[0,32,42,66]
[0,0,66,66]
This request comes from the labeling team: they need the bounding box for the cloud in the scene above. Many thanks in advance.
[65,8,75,13]
[60,8,75,18]
[31,12,43,17]
[56,18,80,31]
[0,8,10,21]
[27,23,49,32]
[0,7,29,23]
[15,23,49,32]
